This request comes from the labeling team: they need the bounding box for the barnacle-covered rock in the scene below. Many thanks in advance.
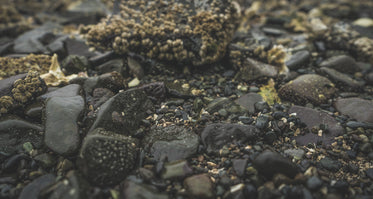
[0,96,13,115]
[79,128,139,186]
[11,71,47,104]
[0,54,52,80]
[82,0,240,66]
[0,4,31,37]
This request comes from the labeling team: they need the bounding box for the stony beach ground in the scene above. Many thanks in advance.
[0,0,373,198]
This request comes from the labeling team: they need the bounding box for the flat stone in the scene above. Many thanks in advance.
[161,160,193,180]
[320,67,364,90]
[237,58,279,81]
[89,88,153,136]
[235,93,264,114]
[201,123,259,154]
[253,150,300,178]
[232,159,248,177]
[319,55,361,74]
[206,97,246,114]
[286,50,310,70]
[121,180,169,199]
[334,97,373,123]
[44,96,84,155]
[184,174,215,199]
[19,174,55,199]
[96,59,124,75]
[289,105,344,146]
[0,117,43,154]
[320,157,341,172]
[284,149,305,160]
[142,125,199,161]
[0,74,27,97]
[38,84,82,101]
[79,128,139,186]
[279,74,337,105]
[64,38,96,58]
[306,176,323,191]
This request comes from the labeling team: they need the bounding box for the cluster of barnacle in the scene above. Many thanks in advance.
[0,4,31,36]
[0,71,47,116]
[0,54,52,79]
[82,0,240,66]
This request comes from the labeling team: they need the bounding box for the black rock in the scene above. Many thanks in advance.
[253,150,300,178]
[235,93,264,114]
[286,50,310,70]
[201,123,259,154]
[366,168,373,180]
[61,55,90,75]
[255,115,269,129]
[38,84,82,101]
[319,55,360,74]
[121,180,169,199]
[232,159,248,177]
[306,176,323,191]
[334,98,373,123]
[19,174,55,199]
[96,59,125,75]
[320,157,341,172]
[320,67,364,90]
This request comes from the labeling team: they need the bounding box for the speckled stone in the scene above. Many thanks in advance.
[79,128,139,186]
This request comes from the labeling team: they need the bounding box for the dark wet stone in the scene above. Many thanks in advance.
[79,128,138,186]
[0,117,43,154]
[0,73,27,97]
[366,168,373,180]
[62,0,108,25]
[89,88,114,109]
[286,50,310,70]
[238,116,254,124]
[13,23,61,54]
[38,84,82,101]
[346,121,373,129]
[201,123,259,154]
[254,101,270,112]
[232,159,248,177]
[45,96,84,155]
[320,67,364,90]
[320,157,341,172]
[235,93,264,114]
[253,150,300,178]
[95,72,126,93]
[334,98,373,123]
[359,143,372,153]
[206,97,246,114]
[34,153,56,169]
[184,174,214,199]
[96,59,124,75]
[319,55,361,74]
[24,102,43,121]
[64,38,96,58]
[2,153,29,172]
[306,176,323,191]
[18,174,55,199]
[42,170,90,199]
[237,58,279,81]
[255,115,270,129]
[89,52,117,67]
[264,131,277,144]
[61,55,90,75]
[89,88,153,136]
[142,125,199,161]
[289,105,344,146]
[161,160,193,179]
[279,74,336,105]
[46,35,68,58]
[121,180,169,199]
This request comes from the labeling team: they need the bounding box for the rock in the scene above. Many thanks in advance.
[289,105,344,146]
[366,168,373,180]
[62,0,109,25]
[34,153,56,169]
[38,84,82,101]
[255,115,270,129]
[89,88,114,109]
[237,58,279,81]
[161,160,193,179]
[79,128,139,186]
[201,123,259,154]
[184,174,215,199]
[142,125,199,161]
[206,97,246,114]
[96,59,124,75]
[89,88,153,136]
[121,180,169,199]
[42,171,90,199]
[320,157,341,171]
[279,74,337,105]
[13,22,61,54]
[46,35,68,58]
[253,150,300,178]
[0,117,43,154]
[18,174,55,199]
[64,38,96,58]
[235,93,264,114]
[232,159,248,177]
[44,96,84,155]
[346,121,373,129]
[0,73,27,97]
[320,67,364,90]
[286,50,310,70]
[334,98,373,123]
[306,176,323,191]
[319,55,360,74]
[24,102,43,121]
[61,55,89,75]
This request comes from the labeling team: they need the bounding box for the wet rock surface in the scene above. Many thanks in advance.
[1,0,373,198]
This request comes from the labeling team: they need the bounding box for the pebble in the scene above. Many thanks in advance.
[255,115,270,129]
[237,58,279,81]
[366,168,373,180]
[319,55,360,74]
[121,180,169,199]
[320,157,341,172]
[232,159,248,177]
[286,50,310,70]
[79,128,139,185]
[279,74,336,105]
[184,174,215,199]
[142,125,199,161]
[334,97,373,123]
[61,55,89,75]
[201,123,259,154]
[319,67,364,90]
[235,93,264,114]
[253,150,300,178]
[89,88,153,136]
[289,105,344,146]
[284,149,305,160]
[306,176,323,191]
[44,96,84,155]
[18,174,55,199]
[96,59,124,75]
[161,160,193,179]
